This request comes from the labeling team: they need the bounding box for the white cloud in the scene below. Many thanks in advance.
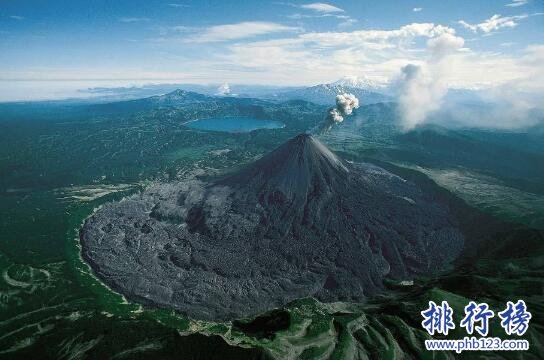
[167,3,189,7]
[505,0,528,7]
[293,2,354,27]
[169,25,195,32]
[213,23,461,87]
[9,15,25,20]
[203,21,541,115]
[427,33,465,58]
[395,42,544,130]
[338,17,357,28]
[413,8,423,12]
[434,45,544,129]
[187,22,298,43]
[14,21,537,92]
[458,14,530,33]
[119,17,150,23]
[301,3,344,13]
[296,23,456,47]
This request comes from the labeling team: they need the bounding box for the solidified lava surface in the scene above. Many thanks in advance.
[80,134,463,320]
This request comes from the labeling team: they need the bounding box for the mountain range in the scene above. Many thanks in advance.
[264,76,391,105]
[74,76,391,107]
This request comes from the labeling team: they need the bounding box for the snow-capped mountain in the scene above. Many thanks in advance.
[265,76,391,106]
[330,75,384,91]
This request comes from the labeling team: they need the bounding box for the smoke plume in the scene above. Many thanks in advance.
[313,93,360,134]
[397,33,464,131]
[329,93,360,122]
[397,64,447,131]
[328,108,344,123]
[335,93,359,119]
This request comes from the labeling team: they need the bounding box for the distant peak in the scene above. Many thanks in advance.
[330,75,381,89]
[153,89,209,103]
[168,89,188,96]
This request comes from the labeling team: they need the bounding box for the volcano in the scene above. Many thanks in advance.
[81,134,464,320]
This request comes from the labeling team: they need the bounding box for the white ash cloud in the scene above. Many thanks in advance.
[328,108,344,123]
[327,93,360,123]
[216,83,231,96]
[397,64,443,131]
[396,32,464,131]
[335,93,359,116]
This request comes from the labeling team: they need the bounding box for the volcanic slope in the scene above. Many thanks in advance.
[81,134,464,320]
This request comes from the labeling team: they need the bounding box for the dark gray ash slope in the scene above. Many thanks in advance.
[81,134,464,320]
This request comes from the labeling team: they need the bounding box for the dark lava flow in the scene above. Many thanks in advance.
[80,134,464,320]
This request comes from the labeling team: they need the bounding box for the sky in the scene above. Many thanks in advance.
[0,0,543,101]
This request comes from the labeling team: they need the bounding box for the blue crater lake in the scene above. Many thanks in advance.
[184,117,284,133]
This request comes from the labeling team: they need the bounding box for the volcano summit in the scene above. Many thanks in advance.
[81,134,464,320]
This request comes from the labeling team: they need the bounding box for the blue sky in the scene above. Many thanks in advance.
[0,0,543,100]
